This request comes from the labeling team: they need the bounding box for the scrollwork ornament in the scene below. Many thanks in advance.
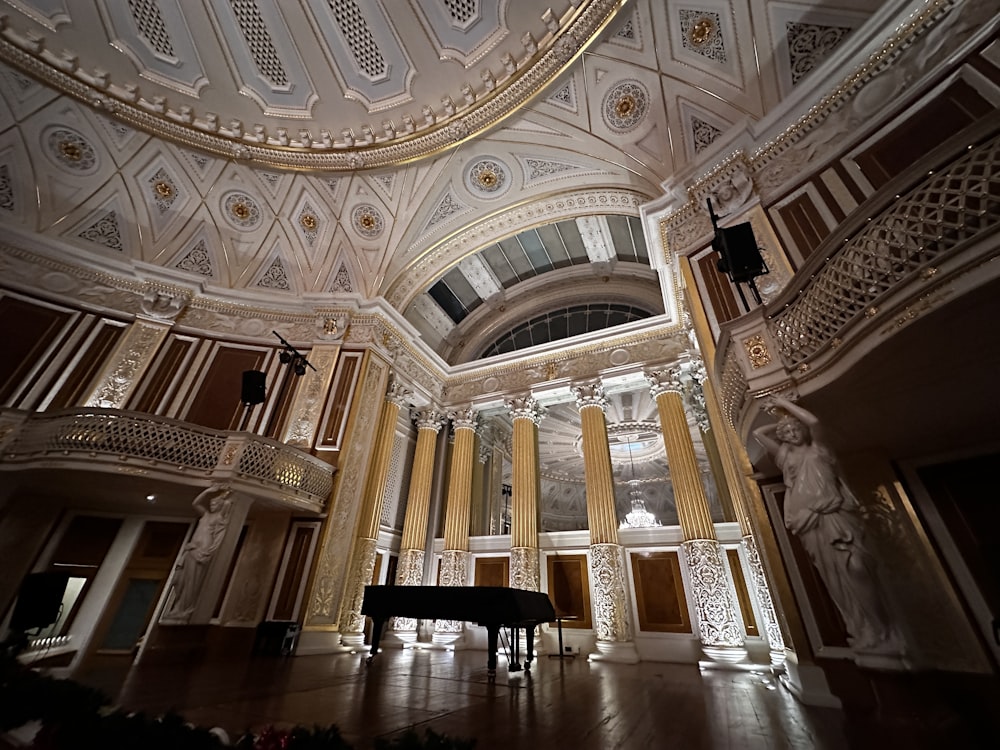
[86,323,167,408]
[341,537,378,635]
[742,535,785,651]
[396,548,425,587]
[589,544,633,642]
[682,539,744,647]
[439,549,470,587]
[509,547,539,591]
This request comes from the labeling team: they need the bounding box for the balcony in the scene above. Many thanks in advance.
[0,408,334,514]
[716,117,1000,439]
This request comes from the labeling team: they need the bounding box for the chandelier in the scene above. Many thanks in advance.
[618,435,661,530]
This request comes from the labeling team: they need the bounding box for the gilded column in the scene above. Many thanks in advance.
[504,396,545,591]
[573,382,639,664]
[434,407,478,645]
[469,436,489,537]
[646,367,746,664]
[338,382,411,647]
[391,408,445,641]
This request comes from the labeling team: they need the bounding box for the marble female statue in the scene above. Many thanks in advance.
[753,396,897,652]
[163,484,234,623]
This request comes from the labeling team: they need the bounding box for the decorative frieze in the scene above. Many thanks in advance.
[509,546,539,591]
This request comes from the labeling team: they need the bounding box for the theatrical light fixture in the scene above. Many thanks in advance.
[273,330,317,377]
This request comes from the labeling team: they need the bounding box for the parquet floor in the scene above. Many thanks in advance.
[110,648,852,749]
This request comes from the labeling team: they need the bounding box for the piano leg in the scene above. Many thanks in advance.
[509,626,522,672]
[486,625,499,681]
[524,624,536,670]
[367,617,386,664]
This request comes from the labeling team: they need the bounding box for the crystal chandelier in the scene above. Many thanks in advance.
[619,436,660,529]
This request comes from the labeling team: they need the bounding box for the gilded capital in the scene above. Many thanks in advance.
[448,407,478,432]
[386,381,413,407]
[413,408,446,433]
[645,367,684,399]
[505,395,546,425]
[573,381,608,411]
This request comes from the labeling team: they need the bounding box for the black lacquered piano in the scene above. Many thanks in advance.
[361,585,555,678]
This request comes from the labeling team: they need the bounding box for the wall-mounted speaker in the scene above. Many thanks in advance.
[713,222,766,283]
[10,571,69,632]
[241,369,266,405]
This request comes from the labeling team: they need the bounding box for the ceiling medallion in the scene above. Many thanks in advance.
[689,18,715,46]
[44,126,98,174]
[603,80,649,133]
[154,181,174,198]
[222,192,262,229]
[615,94,636,118]
[352,204,384,238]
[59,141,82,161]
[466,158,510,198]
[300,213,318,231]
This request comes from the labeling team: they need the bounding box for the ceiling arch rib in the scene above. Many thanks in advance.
[406,214,660,362]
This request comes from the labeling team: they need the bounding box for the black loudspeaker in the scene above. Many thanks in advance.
[241,369,267,405]
[714,222,766,283]
[10,572,69,632]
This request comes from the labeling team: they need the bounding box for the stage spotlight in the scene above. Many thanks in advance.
[294,360,306,376]
[279,350,292,364]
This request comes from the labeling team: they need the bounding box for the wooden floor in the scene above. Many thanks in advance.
[106,647,854,749]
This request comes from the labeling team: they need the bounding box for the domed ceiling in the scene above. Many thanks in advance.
[0,0,897,513]
[0,0,883,365]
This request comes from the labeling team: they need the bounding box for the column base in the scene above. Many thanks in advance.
[853,650,910,671]
[339,633,365,650]
[295,630,350,656]
[779,651,842,708]
[698,644,749,669]
[391,629,418,645]
[770,649,788,672]
[431,631,465,649]
[588,640,640,664]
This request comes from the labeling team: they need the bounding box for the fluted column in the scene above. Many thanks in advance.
[338,382,411,647]
[434,408,478,645]
[504,396,545,591]
[392,408,445,641]
[573,382,639,664]
[646,367,746,665]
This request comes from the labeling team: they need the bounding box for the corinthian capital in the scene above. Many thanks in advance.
[505,395,546,425]
[448,407,479,432]
[413,408,446,432]
[572,381,608,411]
[386,381,413,407]
[645,367,684,398]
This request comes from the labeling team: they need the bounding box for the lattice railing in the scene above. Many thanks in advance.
[769,133,1000,364]
[14,411,227,470]
[0,408,332,510]
[237,439,333,499]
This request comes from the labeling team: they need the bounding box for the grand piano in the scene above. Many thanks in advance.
[361,585,555,678]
